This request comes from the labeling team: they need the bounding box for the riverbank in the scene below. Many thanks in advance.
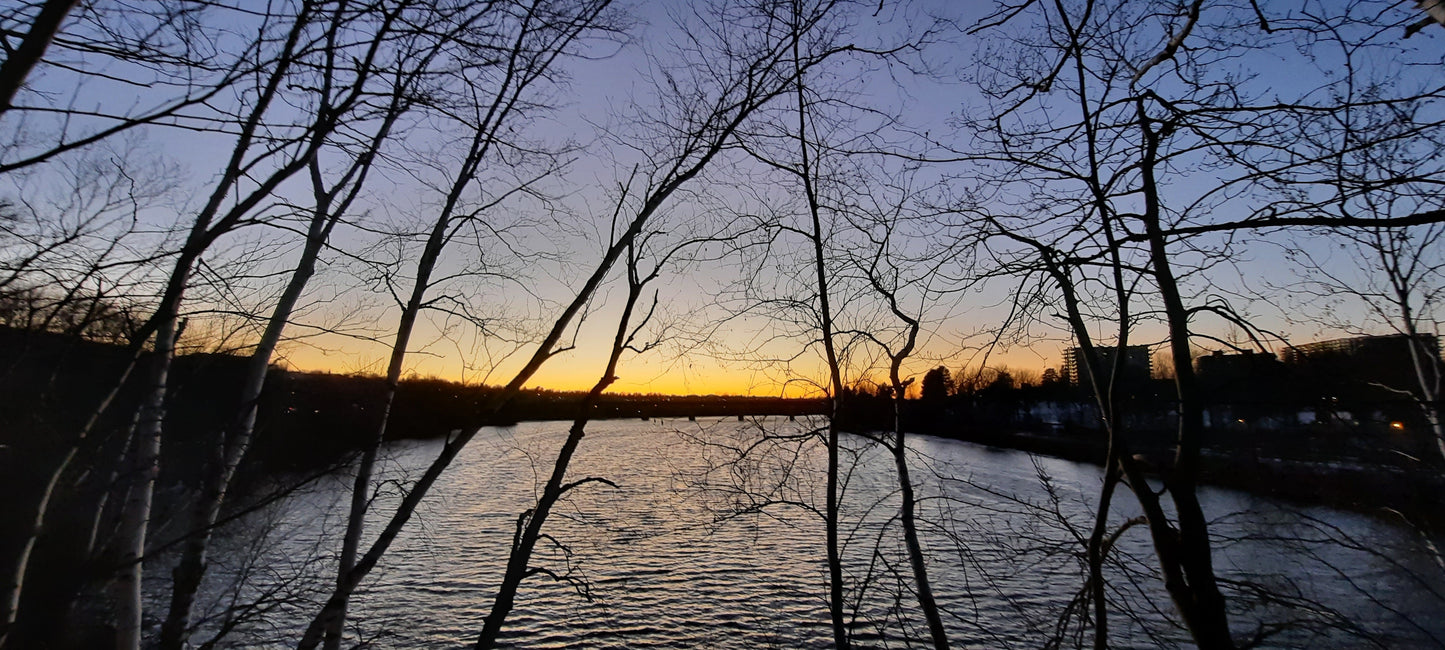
[4,327,1435,520]
[940,427,1445,522]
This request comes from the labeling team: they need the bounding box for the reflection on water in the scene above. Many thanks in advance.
[177,418,1445,648]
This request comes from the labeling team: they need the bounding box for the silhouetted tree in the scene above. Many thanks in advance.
[958,1,1445,646]
[1041,367,1061,387]
[294,1,862,645]
[920,366,952,406]
[0,0,81,116]
[312,2,625,646]
[108,5,427,646]
[155,6,448,644]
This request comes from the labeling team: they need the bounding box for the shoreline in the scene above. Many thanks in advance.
[934,427,1444,523]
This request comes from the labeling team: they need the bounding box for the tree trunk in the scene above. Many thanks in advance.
[113,310,180,650]
[871,267,946,650]
[474,418,593,650]
[889,402,948,650]
[324,285,422,650]
[0,447,74,646]
[804,119,848,650]
[0,0,81,115]
[157,205,334,650]
[1394,283,1445,463]
[1033,241,1180,650]
[789,15,848,642]
[0,338,148,644]
[319,85,490,644]
[476,246,644,649]
[1136,99,1233,649]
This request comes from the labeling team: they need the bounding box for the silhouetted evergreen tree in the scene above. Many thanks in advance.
[920,366,952,405]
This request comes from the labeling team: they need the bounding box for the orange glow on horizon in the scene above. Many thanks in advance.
[273,329,1065,398]
[276,343,794,397]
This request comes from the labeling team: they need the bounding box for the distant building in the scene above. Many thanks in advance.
[1062,345,1151,387]
[1281,333,1440,366]
[1194,350,1288,415]
[1282,333,1441,398]
[1195,349,1280,382]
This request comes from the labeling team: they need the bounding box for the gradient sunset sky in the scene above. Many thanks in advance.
[12,0,1433,397]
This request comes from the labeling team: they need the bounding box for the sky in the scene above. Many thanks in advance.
[241,0,1006,397]
[5,0,1442,397]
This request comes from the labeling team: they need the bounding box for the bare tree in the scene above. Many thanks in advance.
[789,20,850,646]
[0,139,169,646]
[969,205,1143,648]
[88,3,417,646]
[954,1,1258,644]
[0,1,257,174]
[155,6,450,643]
[473,212,717,648]
[312,2,621,646]
[295,1,864,644]
[0,0,81,115]
[955,1,1445,646]
[853,197,960,650]
[725,4,946,643]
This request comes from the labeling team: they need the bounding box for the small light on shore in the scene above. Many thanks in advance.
[1390,421,1406,431]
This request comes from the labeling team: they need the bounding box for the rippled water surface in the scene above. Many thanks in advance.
[182,418,1445,648]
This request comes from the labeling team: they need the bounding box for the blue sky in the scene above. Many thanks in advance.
[4,0,1441,395]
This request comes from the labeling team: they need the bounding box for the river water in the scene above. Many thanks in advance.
[180,418,1445,648]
